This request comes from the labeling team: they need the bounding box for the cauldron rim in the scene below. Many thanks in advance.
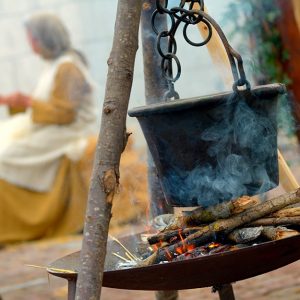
[128,83,286,117]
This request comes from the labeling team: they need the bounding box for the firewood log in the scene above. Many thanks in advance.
[262,226,300,240]
[164,196,260,231]
[249,216,300,227]
[147,227,202,245]
[270,207,300,218]
[139,189,300,266]
[148,216,300,245]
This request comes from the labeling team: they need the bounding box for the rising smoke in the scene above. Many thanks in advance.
[160,91,279,207]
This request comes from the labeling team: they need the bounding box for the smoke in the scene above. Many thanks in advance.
[160,91,278,207]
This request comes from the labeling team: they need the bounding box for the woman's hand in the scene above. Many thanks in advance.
[5,92,32,108]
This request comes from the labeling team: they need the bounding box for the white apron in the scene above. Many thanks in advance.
[0,54,97,192]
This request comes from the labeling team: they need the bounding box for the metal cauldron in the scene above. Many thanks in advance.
[129,84,286,207]
[129,7,286,207]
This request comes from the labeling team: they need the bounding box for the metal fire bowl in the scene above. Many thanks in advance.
[47,233,300,290]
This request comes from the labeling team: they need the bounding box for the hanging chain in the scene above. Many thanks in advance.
[151,0,249,100]
[151,0,212,100]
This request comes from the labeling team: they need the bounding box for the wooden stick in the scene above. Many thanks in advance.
[278,149,300,191]
[75,2,142,299]
[140,189,300,266]
[292,0,300,31]
[27,264,76,274]
[147,227,202,245]
[262,226,300,240]
[109,234,139,261]
[112,252,131,263]
[164,196,260,231]
[149,212,300,244]
[271,207,300,218]
[249,216,300,227]
[149,215,300,245]
[195,4,233,88]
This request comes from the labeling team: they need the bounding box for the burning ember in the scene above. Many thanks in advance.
[112,190,300,269]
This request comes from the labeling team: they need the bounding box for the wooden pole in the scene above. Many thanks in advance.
[278,150,299,191]
[196,4,233,88]
[75,1,142,299]
[141,0,175,218]
[141,2,178,300]
[292,0,300,30]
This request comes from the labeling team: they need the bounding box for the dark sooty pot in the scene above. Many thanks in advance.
[129,83,286,207]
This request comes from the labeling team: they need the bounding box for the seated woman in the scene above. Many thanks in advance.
[0,13,149,245]
[0,13,98,244]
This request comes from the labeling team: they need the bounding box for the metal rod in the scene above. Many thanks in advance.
[141,2,178,300]
[216,284,236,300]
[141,0,174,218]
[68,279,76,300]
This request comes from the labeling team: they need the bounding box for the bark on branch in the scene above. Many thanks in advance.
[249,216,300,227]
[140,189,300,266]
[164,196,260,231]
[75,1,142,299]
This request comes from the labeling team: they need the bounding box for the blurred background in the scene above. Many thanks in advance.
[0,0,297,140]
[0,0,229,122]
[1,0,300,299]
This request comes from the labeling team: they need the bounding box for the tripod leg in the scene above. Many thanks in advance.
[213,284,235,300]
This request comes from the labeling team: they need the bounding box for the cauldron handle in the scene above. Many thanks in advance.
[197,10,251,91]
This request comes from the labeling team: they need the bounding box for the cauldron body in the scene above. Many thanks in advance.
[129,84,286,207]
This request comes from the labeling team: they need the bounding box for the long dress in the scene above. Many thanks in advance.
[0,53,97,191]
[0,53,98,243]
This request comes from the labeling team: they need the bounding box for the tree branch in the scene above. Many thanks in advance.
[75,1,142,299]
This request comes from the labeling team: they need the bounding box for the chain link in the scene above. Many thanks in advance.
[152,0,212,99]
[151,0,250,100]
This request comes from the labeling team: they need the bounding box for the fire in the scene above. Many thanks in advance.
[178,230,186,251]
[175,230,196,255]
[152,244,159,252]
[152,239,164,252]
[175,247,184,255]
[187,244,196,252]
[165,248,173,261]
[208,242,221,249]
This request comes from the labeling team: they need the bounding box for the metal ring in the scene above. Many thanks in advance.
[181,6,204,24]
[183,18,212,47]
[232,79,251,93]
[157,32,177,58]
[161,54,181,82]
[172,7,203,24]
[163,88,180,100]
[156,0,170,13]
[152,10,176,36]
